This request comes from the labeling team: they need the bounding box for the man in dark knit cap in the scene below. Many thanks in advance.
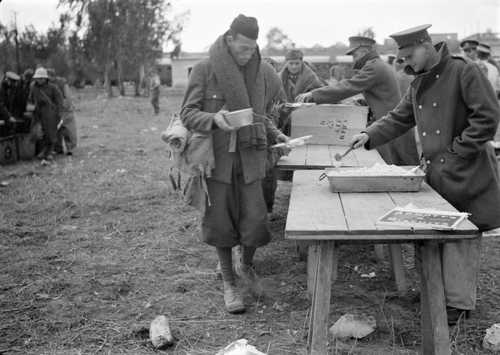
[180,14,289,314]
[351,24,500,326]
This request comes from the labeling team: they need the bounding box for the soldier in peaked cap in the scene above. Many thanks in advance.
[460,39,479,62]
[297,35,419,165]
[477,43,500,94]
[351,24,500,325]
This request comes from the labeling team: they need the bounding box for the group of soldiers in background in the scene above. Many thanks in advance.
[0,66,77,162]
[460,39,500,93]
[257,36,500,217]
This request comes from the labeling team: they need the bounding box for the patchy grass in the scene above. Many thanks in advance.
[0,88,499,354]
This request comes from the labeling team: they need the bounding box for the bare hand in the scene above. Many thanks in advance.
[213,110,233,131]
[276,133,290,143]
[350,133,370,149]
[9,116,16,123]
[295,92,313,103]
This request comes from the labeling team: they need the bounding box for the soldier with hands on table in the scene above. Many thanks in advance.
[351,24,500,325]
[296,35,419,166]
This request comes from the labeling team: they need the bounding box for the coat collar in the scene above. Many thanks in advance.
[353,50,380,70]
[406,42,450,78]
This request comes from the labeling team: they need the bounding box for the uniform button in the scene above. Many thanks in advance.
[212,94,217,98]
[426,160,431,165]
[422,131,427,136]
[436,129,441,135]
[436,74,440,79]
[432,102,437,107]
[418,105,423,109]
[440,158,445,163]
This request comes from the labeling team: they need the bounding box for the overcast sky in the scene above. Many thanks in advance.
[1,0,498,52]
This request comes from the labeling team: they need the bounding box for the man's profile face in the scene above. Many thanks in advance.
[463,46,477,61]
[286,59,302,74]
[403,45,428,72]
[227,33,257,66]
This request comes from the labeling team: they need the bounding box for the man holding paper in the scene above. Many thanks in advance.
[350,24,500,325]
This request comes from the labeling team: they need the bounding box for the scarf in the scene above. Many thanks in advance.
[208,35,265,114]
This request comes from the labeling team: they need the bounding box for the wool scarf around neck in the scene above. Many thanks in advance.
[208,35,265,114]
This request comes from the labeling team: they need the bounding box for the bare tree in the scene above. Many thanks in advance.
[358,27,376,39]
[264,27,295,55]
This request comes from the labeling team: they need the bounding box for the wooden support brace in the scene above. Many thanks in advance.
[419,241,451,355]
[307,241,335,355]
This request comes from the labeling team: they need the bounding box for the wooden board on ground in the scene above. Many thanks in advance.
[278,144,382,170]
[290,104,368,145]
[285,170,478,241]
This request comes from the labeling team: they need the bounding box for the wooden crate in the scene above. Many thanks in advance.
[16,134,36,160]
[290,104,368,146]
[0,135,19,165]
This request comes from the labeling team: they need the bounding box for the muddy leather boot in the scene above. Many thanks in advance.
[223,281,245,314]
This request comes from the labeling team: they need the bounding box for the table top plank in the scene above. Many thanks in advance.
[339,192,397,233]
[279,144,371,170]
[286,170,479,241]
[306,145,333,167]
[279,145,309,169]
[285,170,348,234]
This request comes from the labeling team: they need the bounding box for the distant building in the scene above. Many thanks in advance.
[169,53,208,88]
[430,33,459,42]
[267,55,333,65]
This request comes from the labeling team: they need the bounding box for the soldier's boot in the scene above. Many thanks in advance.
[223,281,245,314]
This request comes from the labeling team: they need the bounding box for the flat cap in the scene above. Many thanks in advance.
[390,24,432,59]
[285,49,304,61]
[230,14,259,40]
[346,36,376,55]
[477,43,491,54]
[460,39,479,48]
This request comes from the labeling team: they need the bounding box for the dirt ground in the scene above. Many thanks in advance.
[0,88,499,355]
